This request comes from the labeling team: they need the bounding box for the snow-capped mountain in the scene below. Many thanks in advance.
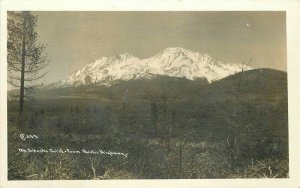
[52,47,252,88]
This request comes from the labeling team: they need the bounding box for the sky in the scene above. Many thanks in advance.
[34,11,286,84]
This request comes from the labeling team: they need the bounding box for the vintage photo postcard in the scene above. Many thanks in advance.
[1,0,300,188]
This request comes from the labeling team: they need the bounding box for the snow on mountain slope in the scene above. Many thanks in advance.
[53,47,252,88]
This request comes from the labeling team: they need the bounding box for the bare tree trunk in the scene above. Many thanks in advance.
[19,13,26,126]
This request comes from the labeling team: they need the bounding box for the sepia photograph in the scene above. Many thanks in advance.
[5,10,290,180]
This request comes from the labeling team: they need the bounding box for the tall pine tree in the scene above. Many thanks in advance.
[7,11,49,126]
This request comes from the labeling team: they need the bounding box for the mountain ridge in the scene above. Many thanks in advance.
[49,47,252,88]
[24,68,287,105]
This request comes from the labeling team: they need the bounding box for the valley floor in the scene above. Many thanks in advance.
[7,96,289,179]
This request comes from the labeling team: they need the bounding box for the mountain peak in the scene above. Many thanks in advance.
[162,47,196,55]
[52,47,252,88]
[164,47,186,52]
[159,47,212,60]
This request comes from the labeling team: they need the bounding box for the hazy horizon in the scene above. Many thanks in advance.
[27,11,286,84]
